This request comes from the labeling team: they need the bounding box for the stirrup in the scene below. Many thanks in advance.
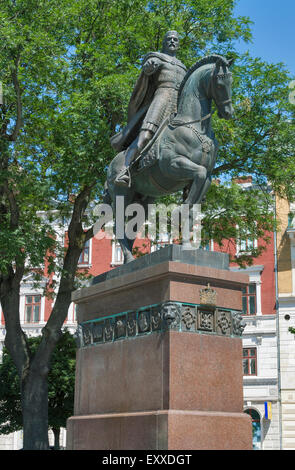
[115,167,131,187]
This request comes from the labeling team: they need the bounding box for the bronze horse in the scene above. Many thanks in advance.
[105,55,234,263]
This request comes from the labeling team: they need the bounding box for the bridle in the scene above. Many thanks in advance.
[209,66,233,107]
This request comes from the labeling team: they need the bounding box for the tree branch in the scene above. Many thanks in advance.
[84,225,94,242]
[3,181,19,230]
[40,184,95,343]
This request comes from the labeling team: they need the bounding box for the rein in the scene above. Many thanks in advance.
[169,112,212,128]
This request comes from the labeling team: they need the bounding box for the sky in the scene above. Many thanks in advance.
[234,0,295,76]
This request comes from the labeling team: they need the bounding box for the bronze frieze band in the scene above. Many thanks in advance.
[76,301,246,348]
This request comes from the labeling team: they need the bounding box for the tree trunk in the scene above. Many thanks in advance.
[0,269,49,450]
[21,369,49,450]
[1,268,28,377]
[0,189,92,450]
[52,428,60,450]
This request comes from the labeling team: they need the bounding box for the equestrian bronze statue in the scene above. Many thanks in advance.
[105,32,234,263]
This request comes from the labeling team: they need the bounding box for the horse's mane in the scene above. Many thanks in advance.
[177,54,229,106]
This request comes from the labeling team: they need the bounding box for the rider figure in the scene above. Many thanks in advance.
[111,31,187,187]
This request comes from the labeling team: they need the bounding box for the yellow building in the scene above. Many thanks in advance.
[276,196,295,449]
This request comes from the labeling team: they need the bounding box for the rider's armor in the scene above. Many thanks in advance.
[111,51,187,187]
[140,53,187,134]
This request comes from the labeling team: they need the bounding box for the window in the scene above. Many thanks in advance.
[25,295,41,323]
[243,348,257,376]
[240,237,255,252]
[237,227,257,255]
[78,239,90,265]
[242,283,257,315]
[112,241,124,265]
[244,409,261,450]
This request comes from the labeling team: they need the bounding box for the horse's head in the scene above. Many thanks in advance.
[211,57,234,120]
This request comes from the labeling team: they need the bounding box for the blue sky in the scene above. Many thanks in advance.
[234,0,295,76]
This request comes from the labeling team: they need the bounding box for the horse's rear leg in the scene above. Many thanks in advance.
[114,216,135,264]
[113,191,136,264]
[184,176,211,238]
[120,237,135,263]
[184,175,211,206]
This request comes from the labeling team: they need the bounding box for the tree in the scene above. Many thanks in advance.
[0,330,76,450]
[0,0,294,449]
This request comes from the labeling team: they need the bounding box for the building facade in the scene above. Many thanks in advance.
[230,235,280,450]
[276,197,295,450]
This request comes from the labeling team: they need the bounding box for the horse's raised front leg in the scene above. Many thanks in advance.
[168,155,208,204]
[164,155,208,247]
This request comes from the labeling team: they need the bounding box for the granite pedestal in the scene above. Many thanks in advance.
[66,246,252,450]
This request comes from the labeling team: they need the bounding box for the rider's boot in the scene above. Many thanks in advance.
[114,147,138,187]
[114,130,153,187]
[114,166,132,187]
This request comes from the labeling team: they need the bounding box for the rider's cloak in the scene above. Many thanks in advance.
[110,52,186,152]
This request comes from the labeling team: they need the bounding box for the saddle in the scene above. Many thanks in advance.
[131,116,170,173]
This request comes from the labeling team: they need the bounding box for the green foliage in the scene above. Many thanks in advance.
[0,346,22,434]
[213,53,295,201]
[0,331,76,434]
[0,0,256,284]
[201,181,276,267]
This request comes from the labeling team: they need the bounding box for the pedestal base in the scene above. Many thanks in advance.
[67,331,252,450]
[67,250,252,450]
[67,410,251,450]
